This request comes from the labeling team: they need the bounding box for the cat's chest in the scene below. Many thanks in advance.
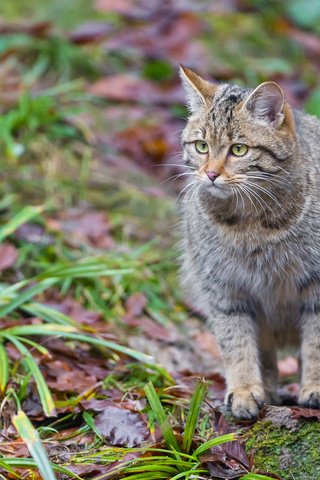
[192,219,306,297]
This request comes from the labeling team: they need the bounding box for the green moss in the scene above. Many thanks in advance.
[246,420,320,479]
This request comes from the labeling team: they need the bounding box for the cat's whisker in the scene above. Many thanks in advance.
[245,172,290,187]
[231,185,240,216]
[241,182,270,221]
[190,182,202,204]
[245,180,283,210]
[239,184,262,218]
[277,165,290,175]
[154,163,195,170]
[161,172,195,185]
[245,175,289,189]
[177,180,199,201]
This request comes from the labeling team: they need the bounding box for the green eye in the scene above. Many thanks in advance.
[230,144,248,156]
[195,140,209,154]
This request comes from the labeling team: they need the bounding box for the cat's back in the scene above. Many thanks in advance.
[294,109,320,170]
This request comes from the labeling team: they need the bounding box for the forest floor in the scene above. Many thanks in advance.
[1,1,320,479]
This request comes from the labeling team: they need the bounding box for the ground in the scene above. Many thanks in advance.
[0,1,320,479]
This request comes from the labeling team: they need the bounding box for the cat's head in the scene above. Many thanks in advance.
[180,66,296,201]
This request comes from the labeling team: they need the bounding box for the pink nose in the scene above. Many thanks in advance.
[206,171,219,182]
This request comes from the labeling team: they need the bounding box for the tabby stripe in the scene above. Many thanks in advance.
[254,146,286,162]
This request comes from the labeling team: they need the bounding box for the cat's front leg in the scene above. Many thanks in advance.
[210,312,265,419]
[299,313,320,407]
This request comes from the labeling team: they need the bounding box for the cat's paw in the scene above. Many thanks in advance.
[227,385,265,419]
[299,385,320,408]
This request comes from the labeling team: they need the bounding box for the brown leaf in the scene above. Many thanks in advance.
[46,362,98,393]
[194,331,221,360]
[70,21,114,44]
[88,74,184,105]
[290,406,320,421]
[125,292,147,317]
[95,405,150,447]
[47,208,114,249]
[16,223,50,244]
[0,243,18,271]
[201,410,249,479]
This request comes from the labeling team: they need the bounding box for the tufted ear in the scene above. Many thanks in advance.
[179,65,217,113]
[242,81,285,128]
[242,82,284,128]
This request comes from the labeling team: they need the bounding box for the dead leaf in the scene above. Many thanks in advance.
[70,21,114,44]
[95,405,150,447]
[88,74,184,105]
[125,292,147,317]
[194,331,221,360]
[0,243,17,271]
[201,410,249,479]
[47,208,114,249]
[290,406,320,421]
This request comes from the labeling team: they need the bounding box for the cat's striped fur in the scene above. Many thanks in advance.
[179,66,320,418]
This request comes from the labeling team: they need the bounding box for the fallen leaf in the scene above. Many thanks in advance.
[194,331,221,360]
[290,406,320,421]
[95,405,150,447]
[47,208,114,249]
[125,292,147,317]
[201,410,249,479]
[0,243,17,271]
[70,21,114,44]
[88,74,184,104]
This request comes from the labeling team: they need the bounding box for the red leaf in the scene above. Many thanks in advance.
[290,406,320,421]
[0,243,18,271]
[88,74,184,105]
[95,405,150,447]
[70,21,114,44]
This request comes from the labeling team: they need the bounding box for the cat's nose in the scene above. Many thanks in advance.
[206,171,219,182]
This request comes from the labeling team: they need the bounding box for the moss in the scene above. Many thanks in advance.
[246,420,320,479]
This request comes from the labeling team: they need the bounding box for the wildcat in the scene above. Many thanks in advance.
[179,65,320,419]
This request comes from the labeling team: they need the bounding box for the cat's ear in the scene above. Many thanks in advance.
[179,65,217,113]
[242,81,285,128]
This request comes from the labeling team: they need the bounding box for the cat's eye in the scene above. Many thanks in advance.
[230,144,248,156]
[195,140,209,154]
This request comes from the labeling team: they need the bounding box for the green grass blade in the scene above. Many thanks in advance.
[0,206,43,242]
[0,341,9,394]
[0,459,20,479]
[12,410,56,480]
[241,474,275,479]
[144,381,181,452]
[4,335,56,417]
[83,411,105,442]
[23,302,77,326]
[0,278,57,318]
[1,458,83,479]
[2,325,153,363]
[38,261,133,279]
[193,433,235,457]
[113,473,169,480]
[170,469,208,480]
[182,378,208,453]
